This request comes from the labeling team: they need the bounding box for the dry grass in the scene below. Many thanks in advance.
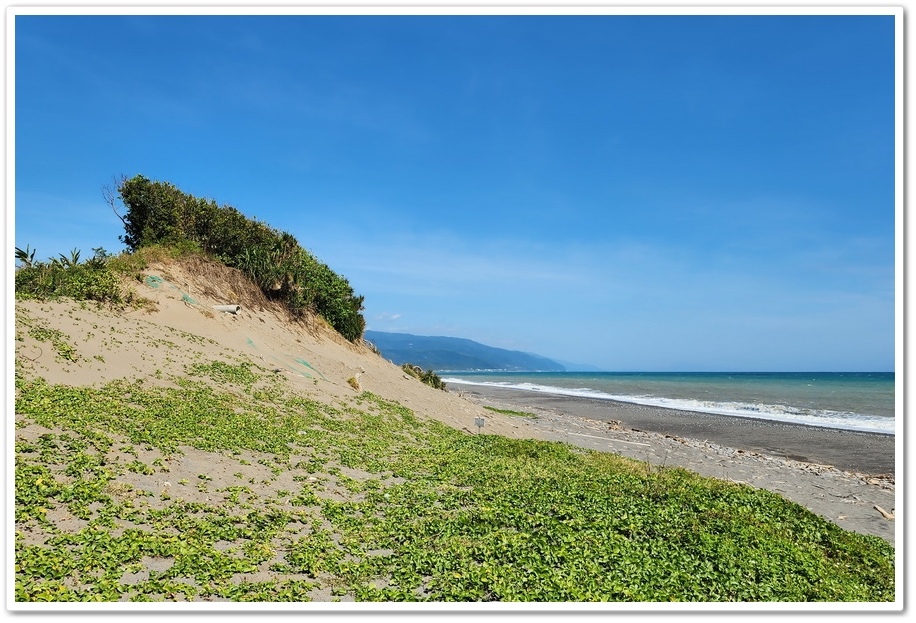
[156,255,274,313]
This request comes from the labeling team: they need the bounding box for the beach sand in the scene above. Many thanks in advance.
[450,383,897,547]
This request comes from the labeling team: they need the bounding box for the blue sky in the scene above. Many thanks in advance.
[11,9,898,371]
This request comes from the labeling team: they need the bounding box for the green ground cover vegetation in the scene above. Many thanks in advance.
[14,359,895,602]
[483,406,538,418]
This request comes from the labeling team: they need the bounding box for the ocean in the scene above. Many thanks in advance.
[441,371,896,435]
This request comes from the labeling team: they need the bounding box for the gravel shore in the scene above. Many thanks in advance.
[451,383,898,547]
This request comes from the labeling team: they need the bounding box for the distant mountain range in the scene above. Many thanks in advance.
[364,331,566,372]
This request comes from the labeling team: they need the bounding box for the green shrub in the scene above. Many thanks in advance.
[402,364,447,391]
[14,247,139,307]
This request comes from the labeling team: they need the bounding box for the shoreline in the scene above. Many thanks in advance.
[451,383,895,476]
[451,383,897,545]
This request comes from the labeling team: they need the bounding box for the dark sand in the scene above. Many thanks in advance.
[451,383,898,546]
[457,384,895,476]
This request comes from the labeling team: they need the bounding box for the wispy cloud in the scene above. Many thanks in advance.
[306,228,588,297]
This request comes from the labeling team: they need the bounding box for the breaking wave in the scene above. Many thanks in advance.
[442,378,895,435]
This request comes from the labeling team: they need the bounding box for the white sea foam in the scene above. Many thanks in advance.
[442,378,896,435]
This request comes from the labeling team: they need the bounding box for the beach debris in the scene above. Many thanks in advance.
[144,275,165,288]
[865,476,894,490]
[568,431,650,447]
[874,505,895,520]
[295,357,328,380]
[346,367,364,390]
[213,304,241,314]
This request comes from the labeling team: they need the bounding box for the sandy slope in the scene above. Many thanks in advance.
[13,259,542,440]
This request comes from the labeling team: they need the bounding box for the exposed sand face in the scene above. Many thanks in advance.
[13,259,534,440]
[13,258,896,547]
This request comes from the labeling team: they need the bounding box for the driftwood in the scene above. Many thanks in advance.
[874,505,895,520]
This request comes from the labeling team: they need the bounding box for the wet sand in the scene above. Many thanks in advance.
[451,383,898,546]
[454,383,895,475]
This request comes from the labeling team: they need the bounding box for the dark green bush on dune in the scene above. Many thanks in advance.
[16,176,365,342]
[115,175,365,341]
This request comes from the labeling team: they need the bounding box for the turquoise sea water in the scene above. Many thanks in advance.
[442,372,896,435]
